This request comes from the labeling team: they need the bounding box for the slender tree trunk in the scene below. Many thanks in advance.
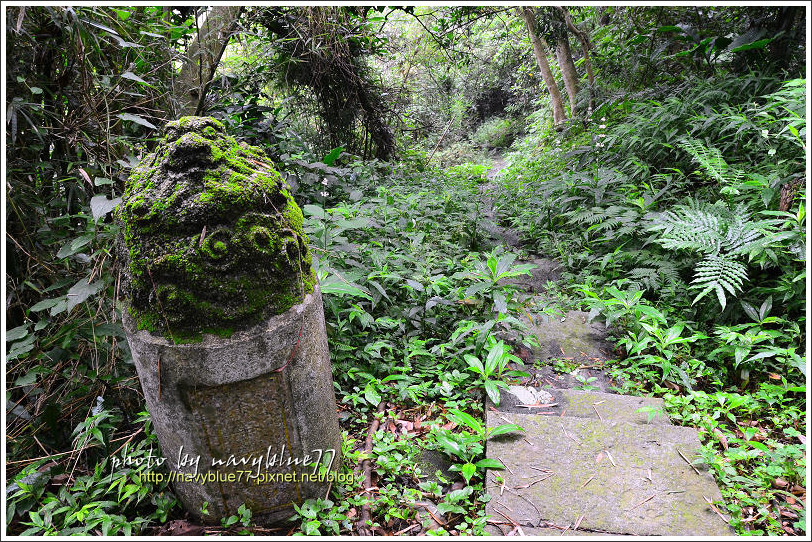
[520,7,567,128]
[176,6,243,117]
[555,6,596,115]
[555,37,579,116]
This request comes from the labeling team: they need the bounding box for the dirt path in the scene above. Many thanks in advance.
[480,157,522,249]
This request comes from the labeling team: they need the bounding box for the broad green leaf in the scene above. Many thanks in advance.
[30,298,59,312]
[57,235,94,259]
[435,502,465,515]
[302,204,327,219]
[433,433,462,457]
[319,275,372,300]
[730,38,772,53]
[484,341,504,375]
[460,462,476,483]
[634,304,666,323]
[492,290,507,314]
[475,458,505,469]
[7,325,28,342]
[464,354,484,374]
[118,112,157,130]
[90,195,122,220]
[66,278,104,312]
[448,409,482,434]
[14,371,37,387]
[322,146,343,166]
[363,382,381,406]
[446,485,473,501]
[120,71,153,87]
[487,423,525,439]
[464,281,490,298]
[484,380,501,406]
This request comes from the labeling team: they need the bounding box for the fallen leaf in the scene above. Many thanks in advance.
[780,508,798,519]
[790,485,805,496]
[772,478,789,489]
[595,451,604,464]
[712,428,729,450]
[78,168,93,187]
[166,520,205,536]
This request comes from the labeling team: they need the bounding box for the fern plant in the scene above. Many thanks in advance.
[647,200,776,309]
[678,137,744,187]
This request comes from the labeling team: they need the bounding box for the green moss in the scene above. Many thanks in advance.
[117,116,316,342]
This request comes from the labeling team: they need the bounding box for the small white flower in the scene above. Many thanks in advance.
[768,148,776,156]
[320,191,329,197]
[599,134,606,138]
[599,124,606,129]
[761,129,769,138]
[321,178,328,185]
[601,116,606,121]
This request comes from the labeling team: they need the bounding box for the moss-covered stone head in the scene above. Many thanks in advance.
[117,116,316,339]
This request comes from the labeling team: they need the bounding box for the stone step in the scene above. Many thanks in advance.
[495,386,671,426]
[485,411,732,536]
[523,309,615,363]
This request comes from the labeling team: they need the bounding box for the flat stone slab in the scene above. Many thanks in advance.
[495,387,670,425]
[498,258,563,293]
[489,525,604,536]
[524,309,615,363]
[485,412,731,536]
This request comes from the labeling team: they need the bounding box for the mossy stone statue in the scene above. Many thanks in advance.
[118,116,316,339]
[119,117,342,524]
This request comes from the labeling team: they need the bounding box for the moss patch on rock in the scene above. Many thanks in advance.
[117,116,316,340]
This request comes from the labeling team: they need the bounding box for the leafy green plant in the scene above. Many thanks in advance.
[647,199,777,309]
[7,411,180,535]
[464,338,528,405]
[430,408,523,484]
[292,498,347,536]
[221,503,252,533]
[464,250,535,314]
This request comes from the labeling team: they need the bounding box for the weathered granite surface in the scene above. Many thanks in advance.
[495,387,669,425]
[486,410,732,536]
[125,285,342,524]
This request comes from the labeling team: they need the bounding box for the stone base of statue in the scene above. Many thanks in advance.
[123,284,341,524]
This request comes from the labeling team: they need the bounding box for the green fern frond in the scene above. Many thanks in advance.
[649,200,768,256]
[678,137,744,185]
[690,255,748,309]
[649,201,725,253]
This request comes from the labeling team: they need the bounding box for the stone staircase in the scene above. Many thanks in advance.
[485,386,733,536]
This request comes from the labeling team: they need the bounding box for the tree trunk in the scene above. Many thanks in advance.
[555,37,579,116]
[556,6,596,115]
[520,7,567,128]
[176,6,243,117]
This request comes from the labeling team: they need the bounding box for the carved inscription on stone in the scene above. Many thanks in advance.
[185,373,301,515]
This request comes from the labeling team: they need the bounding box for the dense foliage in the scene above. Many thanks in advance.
[5,4,806,537]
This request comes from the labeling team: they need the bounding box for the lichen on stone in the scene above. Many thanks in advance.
[117,116,316,340]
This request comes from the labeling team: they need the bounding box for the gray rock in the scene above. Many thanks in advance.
[495,387,669,425]
[524,310,615,363]
[485,411,732,536]
[416,448,454,485]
